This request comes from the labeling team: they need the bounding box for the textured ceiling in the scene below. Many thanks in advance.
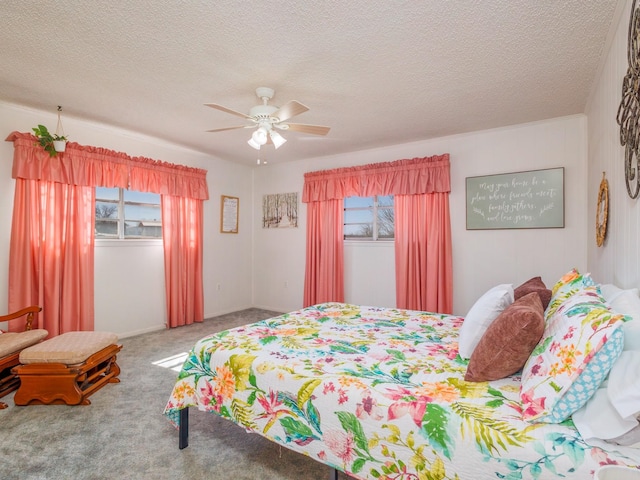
[0,1,622,166]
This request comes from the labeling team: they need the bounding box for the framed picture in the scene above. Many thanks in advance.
[220,195,239,234]
[466,167,564,230]
[262,192,298,228]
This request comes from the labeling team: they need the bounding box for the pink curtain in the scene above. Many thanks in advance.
[394,193,453,313]
[302,155,450,202]
[6,131,209,333]
[7,132,209,199]
[303,155,451,312]
[303,199,344,307]
[8,179,95,334]
[161,195,204,328]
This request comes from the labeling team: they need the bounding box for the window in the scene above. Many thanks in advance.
[344,195,394,240]
[95,187,162,239]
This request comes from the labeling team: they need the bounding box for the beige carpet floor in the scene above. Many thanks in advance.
[0,309,351,480]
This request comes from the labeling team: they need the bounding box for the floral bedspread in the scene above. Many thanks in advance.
[164,303,640,479]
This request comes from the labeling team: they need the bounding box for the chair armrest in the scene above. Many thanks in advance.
[0,306,43,331]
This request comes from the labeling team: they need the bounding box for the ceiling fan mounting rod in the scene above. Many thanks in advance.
[255,86,274,104]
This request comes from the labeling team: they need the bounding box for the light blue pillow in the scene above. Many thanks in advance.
[539,327,624,423]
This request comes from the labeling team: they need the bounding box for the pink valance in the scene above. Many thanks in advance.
[6,131,209,200]
[302,154,450,203]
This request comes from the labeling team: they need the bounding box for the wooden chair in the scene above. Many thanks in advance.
[0,306,47,408]
[13,332,122,406]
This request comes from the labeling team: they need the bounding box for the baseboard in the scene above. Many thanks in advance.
[115,304,288,338]
[117,324,166,339]
[249,304,296,315]
[203,304,255,321]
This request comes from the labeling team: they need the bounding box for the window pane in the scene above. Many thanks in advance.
[344,196,373,208]
[96,187,119,201]
[124,204,161,222]
[124,221,162,238]
[344,224,374,238]
[377,206,395,238]
[378,195,393,207]
[344,208,373,224]
[344,195,394,240]
[124,204,162,238]
[95,219,118,238]
[95,187,162,240]
[95,201,118,219]
[123,190,161,204]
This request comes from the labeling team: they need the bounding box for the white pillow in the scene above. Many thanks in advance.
[600,284,624,302]
[600,284,640,303]
[608,289,640,351]
[573,350,640,445]
[608,351,640,420]
[609,424,640,447]
[458,284,513,359]
[572,387,638,442]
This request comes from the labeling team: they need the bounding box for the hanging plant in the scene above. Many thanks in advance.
[32,124,67,157]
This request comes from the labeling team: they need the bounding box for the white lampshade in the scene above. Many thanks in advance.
[252,127,268,145]
[248,137,261,150]
[269,130,287,149]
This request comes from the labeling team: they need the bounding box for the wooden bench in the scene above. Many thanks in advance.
[0,306,48,408]
[12,331,122,406]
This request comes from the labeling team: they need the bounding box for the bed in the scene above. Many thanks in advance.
[165,286,640,479]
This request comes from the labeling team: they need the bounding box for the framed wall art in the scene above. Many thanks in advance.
[466,167,564,230]
[220,195,239,234]
[262,192,298,228]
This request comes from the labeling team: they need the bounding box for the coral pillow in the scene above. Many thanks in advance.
[514,276,552,310]
[465,292,544,382]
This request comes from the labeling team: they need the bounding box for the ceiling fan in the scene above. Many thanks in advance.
[205,87,330,150]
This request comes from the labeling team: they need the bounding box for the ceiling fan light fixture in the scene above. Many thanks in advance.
[269,130,287,149]
[251,127,268,146]
[248,137,261,150]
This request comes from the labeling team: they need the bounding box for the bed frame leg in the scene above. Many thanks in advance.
[179,407,189,449]
[329,467,338,480]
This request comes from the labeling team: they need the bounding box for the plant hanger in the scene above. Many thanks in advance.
[31,105,69,157]
[55,105,66,139]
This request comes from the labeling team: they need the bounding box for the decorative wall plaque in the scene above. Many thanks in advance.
[220,195,239,233]
[465,168,564,230]
[617,0,640,199]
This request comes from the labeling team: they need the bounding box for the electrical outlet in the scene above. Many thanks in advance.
[217,283,221,291]
[284,281,288,288]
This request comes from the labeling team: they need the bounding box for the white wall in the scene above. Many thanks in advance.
[586,0,640,289]
[0,106,591,334]
[252,115,588,316]
[0,101,254,337]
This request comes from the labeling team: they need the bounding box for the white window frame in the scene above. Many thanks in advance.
[95,187,162,240]
[343,195,394,241]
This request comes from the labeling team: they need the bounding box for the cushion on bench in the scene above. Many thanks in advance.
[19,331,119,365]
[0,330,48,358]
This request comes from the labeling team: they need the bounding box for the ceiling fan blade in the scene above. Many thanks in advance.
[205,103,253,119]
[206,125,253,133]
[272,100,309,122]
[283,123,331,136]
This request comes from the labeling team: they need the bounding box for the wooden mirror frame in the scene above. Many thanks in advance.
[596,173,609,247]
